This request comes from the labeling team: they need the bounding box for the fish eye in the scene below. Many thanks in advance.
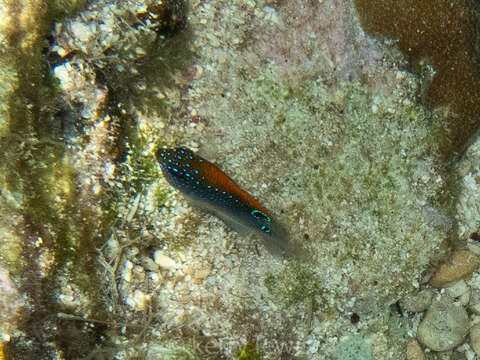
[251,209,271,223]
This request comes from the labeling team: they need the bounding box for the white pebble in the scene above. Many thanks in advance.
[154,251,177,270]
[126,289,151,311]
[71,22,93,42]
[446,280,469,298]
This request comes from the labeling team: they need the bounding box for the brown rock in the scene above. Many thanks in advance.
[406,339,424,360]
[430,250,479,288]
[417,295,469,351]
[471,323,480,355]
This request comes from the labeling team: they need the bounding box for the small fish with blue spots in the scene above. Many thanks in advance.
[156,146,294,256]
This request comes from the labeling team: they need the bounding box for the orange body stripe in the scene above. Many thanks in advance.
[196,159,272,218]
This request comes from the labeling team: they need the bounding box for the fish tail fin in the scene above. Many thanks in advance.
[262,220,307,259]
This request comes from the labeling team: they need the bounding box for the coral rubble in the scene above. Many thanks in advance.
[1,0,479,359]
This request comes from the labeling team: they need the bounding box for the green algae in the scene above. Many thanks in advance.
[122,140,161,193]
[0,0,125,357]
[92,10,193,117]
[0,0,97,268]
[0,229,22,272]
[237,344,264,360]
[264,261,323,306]
[3,64,109,360]
[51,0,90,19]
[155,186,173,208]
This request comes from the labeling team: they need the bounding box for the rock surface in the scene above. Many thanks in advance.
[406,339,424,360]
[2,0,480,358]
[400,289,433,313]
[445,280,469,298]
[470,323,480,355]
[154,251,177,270]
[0,266,24,335]
[430,250,479,288]
[417,295,469,351]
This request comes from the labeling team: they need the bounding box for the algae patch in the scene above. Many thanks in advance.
[237,344,264,360]
[264,261,323,306]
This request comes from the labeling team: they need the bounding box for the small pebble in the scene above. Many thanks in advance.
[470,302,480,315]
[456,159,472,177]
[154,251,177,270]
[406,339,424,360]
[471,323,480,356]
[401,289,433,313]
[430,250,479,288]
[70,22,92,42]
[193,266,211,284]
[122,260,134,282]
[133,265,146,282]
[126,289,151,311]
[459,289,471,306]
[445,280,469,298]
[141,257,159,272]
[468,242,480,256]
[417,295,469,351]
[469,290,480,314]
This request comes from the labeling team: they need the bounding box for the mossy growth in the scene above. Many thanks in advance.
[4,20,85,270]
[89,3,193,117]
[119,139,161,194]
[95,31,194,117]
[0,229,22,274]
[264,261,323,306]
[135,0,188,36]
[154,185,173,208]
[51,0,90,20]
[0,0,116,357]
[237,344,264,360]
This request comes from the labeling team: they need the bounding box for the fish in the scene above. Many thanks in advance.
[156,146,294,256]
